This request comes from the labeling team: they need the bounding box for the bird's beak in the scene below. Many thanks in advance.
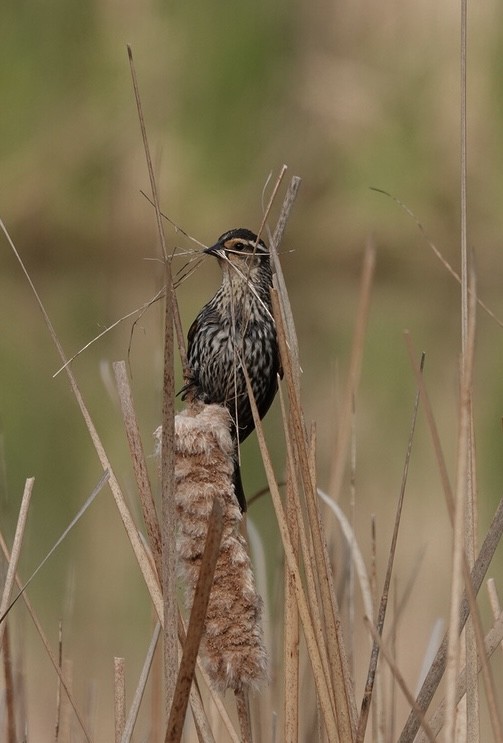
[204,243,225,258]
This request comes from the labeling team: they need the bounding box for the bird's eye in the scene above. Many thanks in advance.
[234,242,245,251]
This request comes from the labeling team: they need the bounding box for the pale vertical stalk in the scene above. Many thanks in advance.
[113,361,162,578]
[459,0,479,735]
[370,517,379,743]
[114,657,126,743]
[284,461,299,743]
[127,44,179,713]
[243,371,339,742]
[59,659,74,743]
[121,623,162,743]
[55,621,63,743]
[271,288,357,741]
[235,689,252,743]
[161,262,177,716]
[349,394,357,683]
[277,385,334,710]
[0,478,34,649]
[165,498,224,743]
[2,621,16,743]
[445,298,474,742]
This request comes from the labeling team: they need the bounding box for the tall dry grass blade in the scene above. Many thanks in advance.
[165,497,224,743]
[127,44,167,264]
[59,659,74,743]
[305,429,358,741]
[348,395,357,683]
[55,620,63,742]
[356,354,423,743]
[416,611,503,743]
[271,287,357,740]
[114,657,126,743]
[128,45,180,711]
[0,220,163,624]
[284,462,300,743]
[369,515,379,743]
[0,471,109,624]
[0,477,34,648]
[364,618,436,743]
[269,175,302,386]
[2,621,16,743]
[460,0,468,354]
[446,270,503,742]
[256,164,287,245]
[397,494,503,743]
[328,239,376,503]
[235,689,252,743]
[121,622,161,743]
[127,46,187,370]
[277,384,334,707]
[242,367,339,743]
[113,361,162,578]
[462,271,479,741]
[0,534,94,743]
[161,261,178,715]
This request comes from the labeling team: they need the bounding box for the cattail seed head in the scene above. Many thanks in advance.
[174,401,268,691]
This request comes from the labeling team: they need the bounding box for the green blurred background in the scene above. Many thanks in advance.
[1,0,503,738]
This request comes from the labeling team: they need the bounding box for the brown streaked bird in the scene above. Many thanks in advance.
[182,228,281,511]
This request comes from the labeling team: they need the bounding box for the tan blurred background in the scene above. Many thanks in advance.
[1,0,503,739]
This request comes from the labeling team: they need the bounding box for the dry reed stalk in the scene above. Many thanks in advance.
[121,622,161,743]
[165,497,224,743]
[55,621,63,742]
[161,262,178,715]
[243,368,340,743]
[271,287,356,740]
[59,659,74,743]
[2,621,16,743]
[284,463,299,743]
[130,62,184,705]
[0,478,34,649]
[113,361,162,578]
[114,657,126,743]
[174,403,268,700]
[277,383,333,700]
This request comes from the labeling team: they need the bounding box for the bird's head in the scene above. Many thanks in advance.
[204,228,271,284]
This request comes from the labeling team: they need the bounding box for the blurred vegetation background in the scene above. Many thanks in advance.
[1,0,503,738]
